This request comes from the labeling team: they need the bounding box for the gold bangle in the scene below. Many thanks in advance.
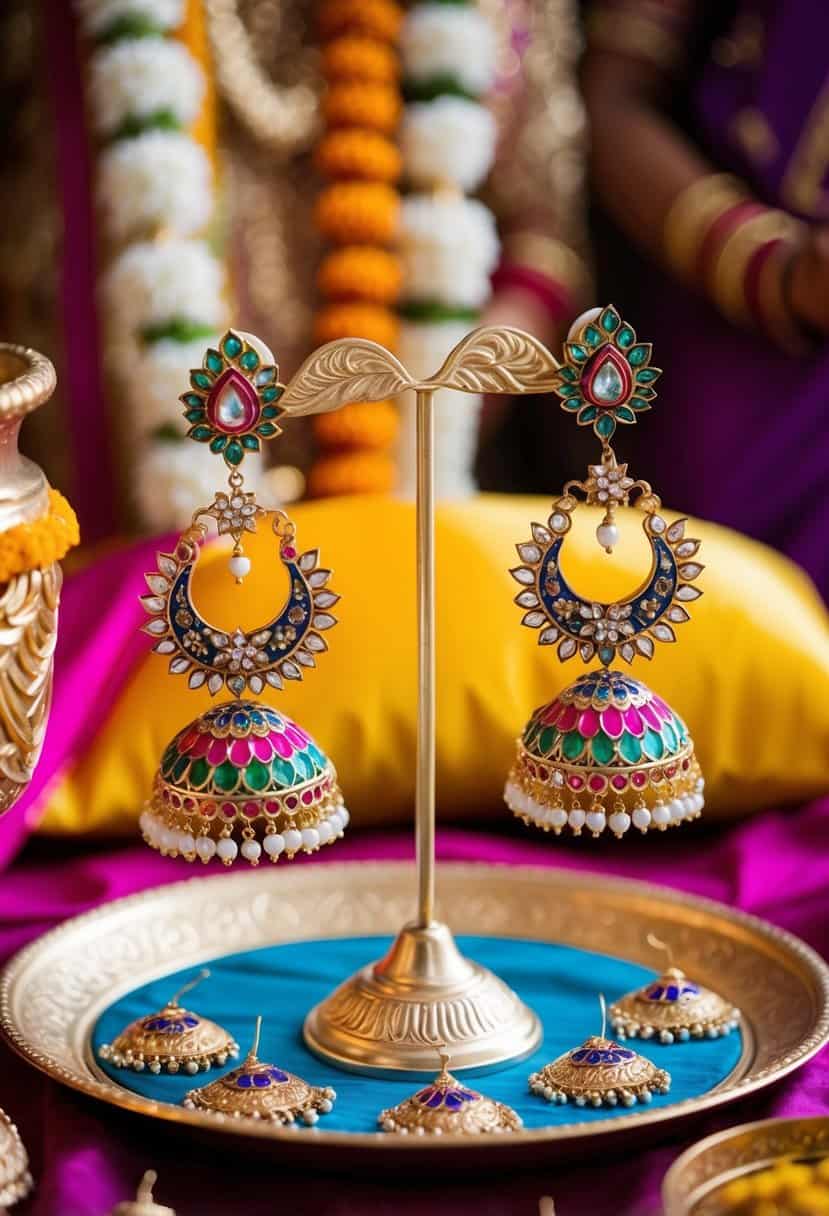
[662,174,748,280]
[501,232,592,301]
[754,234,811,353]
[711,209,804,324]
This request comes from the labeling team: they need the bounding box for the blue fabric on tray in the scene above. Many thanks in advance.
[94,935,742,1131]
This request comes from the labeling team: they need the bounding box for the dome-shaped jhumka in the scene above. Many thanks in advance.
[140,700,349,866]
[378,1052,522,1136]
[610,966,740,1044]
[529,1035,671,1109]
[504,669,703,838]
[99,999,238,1075]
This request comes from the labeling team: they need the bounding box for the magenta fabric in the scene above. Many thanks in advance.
[0,809,827,1216]
[0,533,177,870]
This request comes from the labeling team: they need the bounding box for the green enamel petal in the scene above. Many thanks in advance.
[188,425,212,442]
[272,757,296,787]
[182,393,205,408]
[642,728,664,760]
[240,349,260,371]
[584,325,602,347]
[635,386,657,399]
[221,332,243,359]
[616,325,635,348]
[209,435,228,453]
[188,757,210,788]
[600,306,620,333]
[306,743,327,771]
[241,434,261,451]
[261,386,281,403]
[636,367,661,384]
[214,761,239,792]
[662,721,678,752]
[627,343,651,367]
[630,397,652,412]
[591,731,614,765]
[560,396,583,413]
[557,383,582,398]
[538,726,558,755]
[558,367,578,383]
[562,730,585,761]
[256,422,279,437]
[245,759,270,791]
[595,413,616,439]
[225,440,244,466]
[205,350,224,375]
[619,733,642,764]
[565,343,588,363]
[615,405,636,424]
[294,752,314,781]
[190,371,212,391]
[262,406,280,419]
[577,404,598,424]
[185,408,206,424]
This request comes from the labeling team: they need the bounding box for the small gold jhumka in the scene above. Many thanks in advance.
[505,305,705,838]
[378,1048,522,1136]
[98,970,238,1075]
[610,936,740,1044]
[529,995,671,1109]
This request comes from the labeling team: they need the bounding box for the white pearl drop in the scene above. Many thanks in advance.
[596,522,619,552]
[608,811,630,837]
[301,827,320,851]
[216,837,238,863]
[282,828,303,853]
[669,799,685,823]
[263,833,284,857]
[160,828,178,852]
[178,833,195,856]
[241,839,261,863]
[229,554,251,580]
[339,808,350,828]
[568,809,586,831]
[316,821,333,844]
[652,803,671,826]
[195,836,216,860]
[632,807,652,832]
[586,810,606,835]
[550,808,568,829]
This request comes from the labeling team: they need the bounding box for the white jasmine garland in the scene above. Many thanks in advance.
[98,130,212,242]
[137,439,266,532]
[75,0,184,36]
[103,238,225,336]
[399,194,499,308]
[402,97,496,193]
[400,4,497,97]
[89,37,204,137]
[131,335,220,435]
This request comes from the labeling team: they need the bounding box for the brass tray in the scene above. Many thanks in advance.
[663,1115,829,1214]
[2,861,827,1168]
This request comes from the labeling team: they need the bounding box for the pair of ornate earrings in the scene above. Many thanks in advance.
[99,936,738,1132]
[138,305,702,869]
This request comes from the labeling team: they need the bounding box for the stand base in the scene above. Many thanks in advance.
[303,921,542,1075]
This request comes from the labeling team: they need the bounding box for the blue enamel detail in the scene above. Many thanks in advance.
[570,1046,636,1066]
[415,1086,478,1110]
[235,1066,290,1089]
[645,981,700,1003]
[142,1014,199,1033]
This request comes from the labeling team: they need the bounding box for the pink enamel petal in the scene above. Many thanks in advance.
[578,708,600,738]
[207,738,228,766]
[600,706,624,739]
[284,725,308,749]
[271,733,294,759]
[652,696,673,721]
[230,739,252,766]
[623,707,644,736]
[253,736,273,762]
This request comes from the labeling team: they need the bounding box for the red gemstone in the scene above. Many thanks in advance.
[611,775,627,790]
[631,772,647,788]
[589,775,607,792]
[205,369,260,435]
[580,345,632,407]
[568,775,584,791]
[283,546,297,559]
[221,801,236,818]
[265,799,280,815]
[301,790,314,805]
[243,801,259,818]
[285,795,298,810]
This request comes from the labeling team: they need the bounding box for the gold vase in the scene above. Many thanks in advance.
[0,344,61,817]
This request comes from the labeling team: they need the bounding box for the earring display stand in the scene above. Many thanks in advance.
[278,327,561,1073]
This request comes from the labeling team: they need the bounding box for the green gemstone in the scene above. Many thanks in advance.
[558,367,578,382]
[189,757,210,788]
[577,404,598,423]
[599,646,614,665]
[214,761,239,792]
[185,408,205,424]
[562,730,585,761]
[600,306,620,333]
[566,343,588,363]
[584,325,602,347]
[615,405,636,424]
[256,422,278,437]
[245,759,270,791]
[241,434,260,451]
[272,757,295,787]
[662,721,678,752]
[617,325,635,348]
[636,368,661,383]
[306,743,326,770]
[595,413,616,439]
[188,425,212,442]
[225,440,244,466]
[205,350,224,375]
[619,733,642,764]
[560,396,582,413]
[240,349,260,371]
[591,731,614,765]
[209,435,227,453]
[191,372,211,390]
[636,387,657,399]
[222,333,243,358]
[261,386,280,403]
[538,726,558,754]
[627,344,650,367]
[172,755,190,783]
[558,383,582,398]
[262,406,279,419]
[630,397,651,412]
[183,393,204,408]
[523,722,540,748]
[642,728,664,760]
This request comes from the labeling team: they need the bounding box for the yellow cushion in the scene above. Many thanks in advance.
[39,493,829,834]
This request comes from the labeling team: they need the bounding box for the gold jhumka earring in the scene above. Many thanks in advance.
[377,1046,522,1136]
[505,305,705,838]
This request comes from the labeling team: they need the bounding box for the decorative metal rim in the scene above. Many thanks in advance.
[661,1115,829,1215]
[1,861,827,1156]
[0,343,56,422]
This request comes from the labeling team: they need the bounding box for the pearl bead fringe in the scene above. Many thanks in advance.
[140,806,350,865]
[504,778,704,838]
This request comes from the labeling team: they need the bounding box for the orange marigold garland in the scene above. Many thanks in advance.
[0,491,80,585]
[311,0,404,498]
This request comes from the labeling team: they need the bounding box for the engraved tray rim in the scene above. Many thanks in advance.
[1,860,827,1158]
